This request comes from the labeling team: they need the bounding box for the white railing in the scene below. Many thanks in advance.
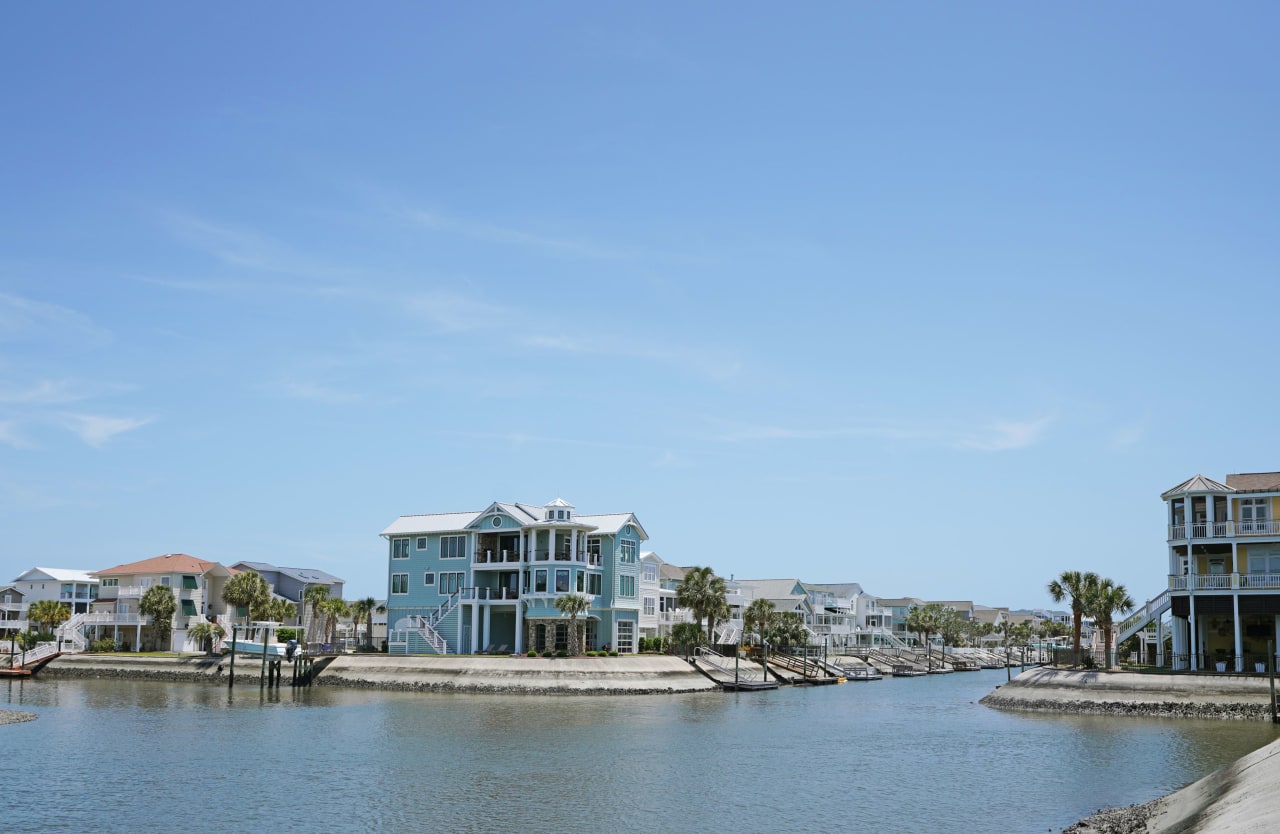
[80,612,150,626]
[3,618,30,631]
[9,641,58,668]
[1116,590,1171,646]
[714,621,741,645]
[115,586,145,598]
[462,587,521,601]
[408,616,447,654]
[1241,573,1280,589]
[1170,520,1280,540]
[56,613,88,652]
[694,646,768,683]
[473,549,522,565]
[215,615,234,653]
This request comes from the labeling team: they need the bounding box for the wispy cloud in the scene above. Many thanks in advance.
[159,212,359,281]
[60,414,153,447]
[958,417,1052,452]
[713,415,1053,452]
[407,210,632,260]
[0,292,110,345]
[0,378,129,406]
[0,420,32,449]
[402,290,516,334]
[522,331,745,383]
[279,381,365,405]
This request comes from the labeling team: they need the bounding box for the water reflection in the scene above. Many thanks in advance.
[5,671,1277,834]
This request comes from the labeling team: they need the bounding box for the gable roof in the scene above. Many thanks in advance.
[93,554,230,578]
[12,566,98,584]
[1225,472,1280,493]
[1161,474,1234,498]
[575,513,647,540]
[735,578,807,599]
[381,502,644,538]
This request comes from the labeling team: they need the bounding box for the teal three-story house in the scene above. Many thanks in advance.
[381,499,648,655]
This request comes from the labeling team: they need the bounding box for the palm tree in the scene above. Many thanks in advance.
[1047,570,1100,661]
[317,597,349,646]
[671,622,703,660]
[904,603,945,669]
[187,621,225,655]
[764,611,809,649]
[302,585,331,644]
[705,596,732,645]
[223,571,270,631]
[348,598,373,650]
[1087,578,1135,669]
[743,598,776,644]
[26,599,70,635]
[675,566,727,641]
[554,593,591,655]
[139,585,177,651]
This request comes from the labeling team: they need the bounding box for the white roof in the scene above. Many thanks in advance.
[381,504,645,538]
[1161,474,1233,498]
[12,566,98,584]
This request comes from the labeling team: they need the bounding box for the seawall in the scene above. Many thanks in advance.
[982,666,1277,719]
[37,653,720,695]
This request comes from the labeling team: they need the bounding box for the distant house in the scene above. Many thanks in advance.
[0,586,27,633]
[10,567,98,614]
[381,498,647,655]
[88,554,233,652]
[228,561,344,635]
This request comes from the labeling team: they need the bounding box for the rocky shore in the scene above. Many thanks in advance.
[37,652,719,694]
[981,666,1277,720]
[0,709,37,726]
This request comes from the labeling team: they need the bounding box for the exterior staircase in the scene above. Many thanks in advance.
[406,588,464,654]
[1116,590,1172,647]
[56,613,88,652]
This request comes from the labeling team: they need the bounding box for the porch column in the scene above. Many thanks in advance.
[570,528,577,562]
[515,599,524,653]
[1156,616,1165,668]
[1233,594,1243,672]
[470,603,480,654]
[469,532,478,562]
[1171,616,1185,669]
[1188,596,1197,671]
[483,605,491,652]
[519,530,527,562]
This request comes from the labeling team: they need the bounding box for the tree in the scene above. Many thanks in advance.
[223,571,270,630]
[1047,570,1100,661]
[904,603,946,669]
[763,611,809,649]
[303,585,331,643]
[187,621,225,655]
[705,596,732,646]
[27,599,70,634]
[317,597,349,645]
[139,585,177,651]
[671,622,703,660]
[553,593,591,655]
[1087,577,1135,669]
[743,598,776,644]
[937,607,964,661]
[348,598,373,649]
[675,566,727,641]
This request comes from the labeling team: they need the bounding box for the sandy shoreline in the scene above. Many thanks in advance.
[0,709,37,726]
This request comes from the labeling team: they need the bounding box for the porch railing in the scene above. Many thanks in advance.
[1169,520,1280,540]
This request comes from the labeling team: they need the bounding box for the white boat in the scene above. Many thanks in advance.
[228,639,290,657]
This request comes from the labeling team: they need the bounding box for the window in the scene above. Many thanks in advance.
[624,524,634,535]
[619,576,636,598]
[101,578,119,588]
[438,572,464,595]
[424,572,436,586]
[139,577,152,588]
[440,535,467,559]
[619,539,637,564]
[1242,498,1270,531]
[588,573,601,595]
[160,576,171,587]
[577,572,585,592]
[556,569,570,593]
[391,573,409,594]
[616,620,635,653]
[491,516,502,528]
[535,570,547,593]
[181,599,197,616]
[643,597,656,616]
[416,537,427,550]
[182,575,198,590]
[642,563,658,582]
[392,538,411,559]
[586,538,601,563]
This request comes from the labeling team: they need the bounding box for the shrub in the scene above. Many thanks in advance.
[555,649,567,658]
[527,650,537,657]
[541,650,553,658]
[90,637,118,652]
[586,650,597,657]
[276,628,299,643]
[609,650,619,657]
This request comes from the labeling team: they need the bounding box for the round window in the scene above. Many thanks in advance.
[624,525,633,535]
[491,516,502,528]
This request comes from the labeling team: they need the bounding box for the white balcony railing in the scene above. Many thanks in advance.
[1169,520,1280,541]
[114,586,145,598]
[81,612,150,626]
[1169,573,1280,591]
[462,587,520,601]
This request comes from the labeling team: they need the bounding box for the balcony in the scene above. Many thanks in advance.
[81,612,150,626]
[1170,573,1280,591]
[462,587,520,601]
[473,549,522,567]
[115,586,145,598]
[1169,520,1280,541]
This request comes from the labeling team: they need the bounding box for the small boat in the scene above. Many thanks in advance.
[228,640,291,657]
[891,665,927,677]
[846,668,883,681]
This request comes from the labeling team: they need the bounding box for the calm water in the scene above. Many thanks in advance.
[5,669,1277,833]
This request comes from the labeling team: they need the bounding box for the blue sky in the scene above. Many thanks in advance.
[2,4,1277,607]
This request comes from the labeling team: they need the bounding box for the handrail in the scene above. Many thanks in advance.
[694,646,768,683]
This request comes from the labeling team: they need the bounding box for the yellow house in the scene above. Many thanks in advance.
[1159,472,1280,672]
